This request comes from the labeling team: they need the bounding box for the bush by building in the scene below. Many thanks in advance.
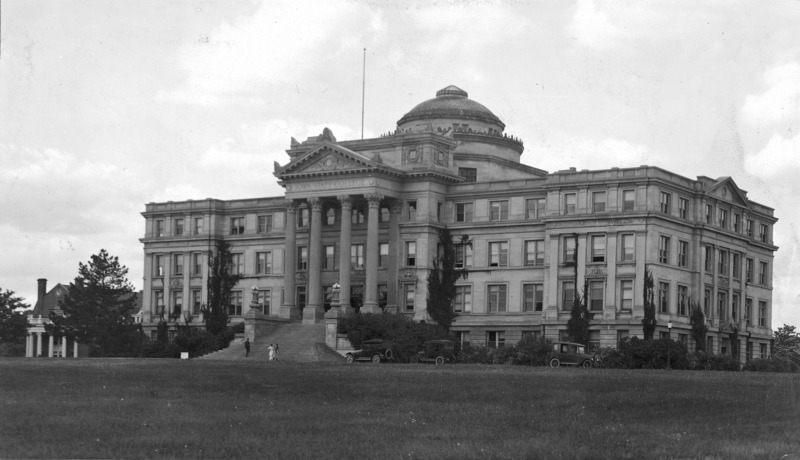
[742,357,800,373]
[598,337,689,369]
[686,351,740,371]
[339,313,452,362]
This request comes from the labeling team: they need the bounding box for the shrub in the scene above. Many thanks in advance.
[338,313,452,362]
[173,328,221,358]
[742,357,800,373]
[514,335,553,366]
[686,351,740,371]
[599,337,689,369]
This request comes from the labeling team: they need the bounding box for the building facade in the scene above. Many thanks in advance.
[140,85,777,360]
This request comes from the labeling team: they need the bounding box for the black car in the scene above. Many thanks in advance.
[549,341,596,368]
[345,339,394,364]
[410,340,456,365]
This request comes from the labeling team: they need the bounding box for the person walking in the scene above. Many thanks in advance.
[268,343,275,361]
[274,343,279,361]
[244,338,251,358]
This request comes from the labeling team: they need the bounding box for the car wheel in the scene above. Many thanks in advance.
[582,360,593,368]
[410,355,420,364]
[346,354,354,364]
[435,356,445,366]
[384,349,394,360]
[371,354,381,364]
[549,358,560,368]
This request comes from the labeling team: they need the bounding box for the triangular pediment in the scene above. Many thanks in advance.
[706,177,750,208]
[276,143,392,178]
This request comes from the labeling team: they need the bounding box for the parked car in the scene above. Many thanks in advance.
[410,339,456,365]
[549,341,595,368]
[345,339,394,364]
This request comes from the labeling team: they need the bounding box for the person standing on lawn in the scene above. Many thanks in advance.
[244,338,251,358]
[274,343,279,361]
[268,343,275,361]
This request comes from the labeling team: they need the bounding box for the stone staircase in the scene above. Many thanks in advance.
[198,322,344,363]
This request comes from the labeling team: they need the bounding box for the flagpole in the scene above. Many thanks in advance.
[361,48,366,140]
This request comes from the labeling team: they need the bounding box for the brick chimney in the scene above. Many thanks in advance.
[37,278,47,311]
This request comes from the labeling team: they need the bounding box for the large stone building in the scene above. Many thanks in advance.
[140,85,777,360]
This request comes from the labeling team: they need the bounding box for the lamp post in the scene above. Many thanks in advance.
[667,321,673,370]
[251,285,260,313]
[331,282,341,312]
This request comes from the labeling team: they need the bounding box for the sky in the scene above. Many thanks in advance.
[1,0,798,329]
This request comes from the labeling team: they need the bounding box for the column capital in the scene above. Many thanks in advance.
[364,193,384,207]
[307,196,323,210]
[337,195,352,208]
[284,199,298,212]
[390,202,403,214]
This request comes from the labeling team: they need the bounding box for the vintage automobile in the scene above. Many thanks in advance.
[409,339,456,365]
[345,339,394,364]
[548,341,596,368]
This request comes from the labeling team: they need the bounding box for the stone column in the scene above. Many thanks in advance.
[48,334,54,357]
[61,336,67,358]
[337,195,353,314]
[73,340,79,357]
[362,193,383,313]
[385,202,402,313]
[304,197,325,324]
[281,199,300,320]
[26,333,32,358]
[36,332,42,357]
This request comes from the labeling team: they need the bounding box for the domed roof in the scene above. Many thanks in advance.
[397,85,505,129]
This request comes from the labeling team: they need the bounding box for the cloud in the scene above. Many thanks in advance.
[568,0,625,50]
[741,62,800,126]
[743,132,800,178]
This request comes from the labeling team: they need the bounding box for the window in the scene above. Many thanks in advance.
[591,235,605,263]
[678,241,688,268]
[759,261,768,285]
[732,253,740,279]
[717,291,727,320]
[406,201,417,221]
[436,202,443,222]
[620,280,633,310]
[229,253,243,275]
[758,301,767,326]
[455,203,473,222]
[298,208,309,227]
[351,244,365,269]
[400,241,415,267]
[172,291,183,316]
[746,258,754,282]
[745,298,753,326]
[486,331,505,348]
[351,206,365,224]
[456,331,470,348]
[379,243,388,268]
[155,219,165,237]
[257,215,273,233]
[592,191,606,213]
[458,167,477,182]
[746,341,753,362]
[562,281,575,311]
[326,208,336,226]
[173,254,183,276]
[563,236,576,264]
[487,284,508,312]
[296,286,307,311]
[154,254,164,277]
[622,190,635,211]
[377,284,387,310]
[705,246,713,272]
[564,193,577,215]
[228,291,243,316]
[660,191,671,214]
[760,343,767,359]
[154,290,164,316]
[455,244,473,268]
[230,217,244,235]
[718,249,728,275]
[707,336,714,354]
[704,287,711,317]
[526,198,546,219]
[261,289,271,315]
[489,241,509,267]
[380,207,390,223]
[659,236,670,264]
[620,234,634,262]
[679,197,689,219]
[256,251,272,275]
[323,246,335,270]
[490,200,509,221]
[191,289,202,315]
[174,218,184,236]
[522,284,544,312]
[718,209,728,229]
[454,286,472,313]
[192,253,203,276]
[746,219,754,237]
[678,334,688,346]
[678,285,688,316]
[759,224,768,243]
[193,217,203,235]
[705,204,713,224]
[297,247,308,271]
[404,284,415,311]
[731,293,739,322]
[589,281,603,311]
[524,240,544,266]
[734,213,741,233]
[617,330,629,346]
[658,282,669,313]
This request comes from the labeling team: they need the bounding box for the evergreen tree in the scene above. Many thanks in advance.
[202,240,243,338]
[642,267,657,340]
[47,250,142,357]
[0,288,30,356]
[773,324,800,364]
[689,301,708,351]
[426,227,469,330]
[566,235,590,345]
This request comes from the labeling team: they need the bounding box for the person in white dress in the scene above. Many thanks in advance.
[267,344,275,361]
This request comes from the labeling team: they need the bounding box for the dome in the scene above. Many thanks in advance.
[396,85,505,129]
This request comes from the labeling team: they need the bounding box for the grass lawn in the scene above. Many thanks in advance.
[1,358,798,459]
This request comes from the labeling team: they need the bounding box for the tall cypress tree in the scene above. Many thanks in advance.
[642,267,657,340]
[567,235,590,345]
[202,240,243,338]
[689,301,708,351]
[426,227,469,330]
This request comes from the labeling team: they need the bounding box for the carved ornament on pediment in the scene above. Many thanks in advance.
[718,276,729,289]
[586,267,607,278]
[433,147,449,167]
[295,272,308,283]
[301,153,361,173]
[398,268,417,281]
[403,144,423,165]
[170,277,183,289]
